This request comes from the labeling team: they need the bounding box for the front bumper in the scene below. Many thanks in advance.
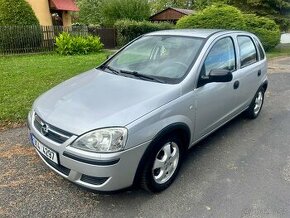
[27,114,150,191]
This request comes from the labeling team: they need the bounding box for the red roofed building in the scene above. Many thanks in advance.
[26,0,79,26]
[150,7,195,24]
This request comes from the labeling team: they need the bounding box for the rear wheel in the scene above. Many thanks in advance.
[140,136,184,193]
[245,87,265,119]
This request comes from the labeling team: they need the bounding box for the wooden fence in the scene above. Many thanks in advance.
[0,25,117,55]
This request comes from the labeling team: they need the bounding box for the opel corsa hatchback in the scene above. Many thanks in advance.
[28,29,268,193]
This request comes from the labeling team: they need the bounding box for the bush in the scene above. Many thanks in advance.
[0,0,39,25]
[55,32,104,55]
[0,0,42,53]
[176,4,281,51]
[176,4,246,30]
[114,19,174,46]
[243,14,281,51]
[100,0,150,27]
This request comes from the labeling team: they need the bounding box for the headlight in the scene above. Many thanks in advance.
[70,127,127,153]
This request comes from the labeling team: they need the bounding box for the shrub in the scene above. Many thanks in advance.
[176,4,246,30]
[100,0,150,27]
[0,0,39,25]
[55,32,104,55]
[176,4,281,51]
[243,14,281,51]
[0,0,42,53]
[114,19,174,46]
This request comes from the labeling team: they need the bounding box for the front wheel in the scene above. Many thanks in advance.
[140,136,184,193]
[245,87,265,119]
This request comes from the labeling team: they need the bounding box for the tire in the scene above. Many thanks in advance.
[245,87,265,119]
[140,135,184,193]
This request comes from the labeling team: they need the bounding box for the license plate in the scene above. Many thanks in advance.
[31,135,59,164]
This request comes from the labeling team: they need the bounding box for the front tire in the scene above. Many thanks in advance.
[140,136,184,193]
[245,87,265,119]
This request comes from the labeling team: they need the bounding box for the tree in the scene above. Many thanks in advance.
[100,0,150,26]
[0,0,39,25]
[149,0,190,13]
[77,0,102,25]
[176,4,281,50]
[227,0,290,30]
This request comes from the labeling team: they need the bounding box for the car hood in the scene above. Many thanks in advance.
[33,69,180,135]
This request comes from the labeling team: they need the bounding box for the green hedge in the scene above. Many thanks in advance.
[114,20,174,46]
[177,4,246,30]
[55,32,104,55]
[0,0,42,52]
[243,14,281,51]
[176,4,281,51]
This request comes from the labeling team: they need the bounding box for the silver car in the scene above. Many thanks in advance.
[27,29,268,193]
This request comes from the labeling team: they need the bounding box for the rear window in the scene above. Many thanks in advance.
[237,36,258,67]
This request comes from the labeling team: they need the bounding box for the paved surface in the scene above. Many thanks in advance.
[1,57,290,218]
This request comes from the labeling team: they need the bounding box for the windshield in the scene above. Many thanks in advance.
[104,35,204,84]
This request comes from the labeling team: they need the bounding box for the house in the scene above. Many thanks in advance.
[150,7,195,24]
[25,0,79,26]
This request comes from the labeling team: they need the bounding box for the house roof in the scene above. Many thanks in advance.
[50,0,79,11]
[150,7,195,20]
[171,7,194,15]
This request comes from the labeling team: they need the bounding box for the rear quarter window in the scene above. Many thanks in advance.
[255,39,265,60]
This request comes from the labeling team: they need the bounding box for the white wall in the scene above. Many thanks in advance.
[281,33,290,44]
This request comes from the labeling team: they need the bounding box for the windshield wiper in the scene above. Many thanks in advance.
[119,69,164,83]
[102,65,120,75]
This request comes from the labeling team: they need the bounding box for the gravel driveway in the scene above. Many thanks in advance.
[1,57,290,218]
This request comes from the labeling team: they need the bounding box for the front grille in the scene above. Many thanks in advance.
[38,151,71,176]
[33,113,73,144]
[80,174,109,185]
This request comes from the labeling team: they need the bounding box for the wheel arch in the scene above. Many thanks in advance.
[262,80,268,92]
[133,122,191,186]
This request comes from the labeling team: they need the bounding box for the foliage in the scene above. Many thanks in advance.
[243,14,281,51]
[176,4,246,30]
[114,19,174,46]
[228,0,290,31]
[0,0,42,52]
[149,0,190,13]
[0,0,39,25]
[176,4,281,50]
[0,52,110,126]
[100,0,150,27]
[77,0,102,25]
[55,32,103,55]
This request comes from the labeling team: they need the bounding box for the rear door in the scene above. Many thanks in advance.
[233,35,264,111]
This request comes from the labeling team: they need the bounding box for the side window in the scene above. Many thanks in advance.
[255,39,265,60]
[238,36,258,67]
[202,37,236,76]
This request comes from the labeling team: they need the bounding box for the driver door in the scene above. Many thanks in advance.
[194,36,238,141]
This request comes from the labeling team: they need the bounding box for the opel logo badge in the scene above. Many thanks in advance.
[40,123,49,136]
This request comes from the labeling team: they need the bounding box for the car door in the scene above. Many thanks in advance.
[193,36,238,141]
[233,35,262,111]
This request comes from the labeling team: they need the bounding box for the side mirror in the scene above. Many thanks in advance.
[203,69,233,83]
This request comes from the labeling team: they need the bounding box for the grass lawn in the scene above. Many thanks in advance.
[266,44,290,59]
[0,52,109,128]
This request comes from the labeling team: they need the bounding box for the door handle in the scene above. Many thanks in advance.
[258,70,261,77]
[233,81,239,89]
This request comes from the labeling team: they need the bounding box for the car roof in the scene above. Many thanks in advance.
[146,29,250,39]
